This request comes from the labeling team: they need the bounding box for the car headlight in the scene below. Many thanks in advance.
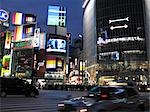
[58,104,65,107]
[79,108,88,112]
[86,103,92,106]
[89,94,94,97]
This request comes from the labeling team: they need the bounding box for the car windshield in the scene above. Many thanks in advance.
[89,86,127,100]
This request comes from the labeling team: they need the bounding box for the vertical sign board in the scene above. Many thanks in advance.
[39,33,46,49]
[0,9,10,27]
[33,28,40,47]
[13,26,23,42]
[5,31,12,49]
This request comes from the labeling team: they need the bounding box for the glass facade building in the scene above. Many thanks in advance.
[97,0,146,61]
[83,0,149,84]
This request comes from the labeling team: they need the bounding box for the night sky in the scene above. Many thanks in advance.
[1,0,83,38]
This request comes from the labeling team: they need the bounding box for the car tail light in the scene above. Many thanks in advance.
[100,94,108,100]
[80,108,88,112]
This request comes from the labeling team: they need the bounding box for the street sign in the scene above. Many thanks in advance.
[109,17,129,24]
[110,24,128,30]
[0,9,9,22]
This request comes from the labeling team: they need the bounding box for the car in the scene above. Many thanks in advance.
[57,86,149,112]
[0,77,39,97]
[87,80,137,98]
[107,80,137,86]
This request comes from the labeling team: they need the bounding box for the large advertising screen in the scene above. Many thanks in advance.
[47,6,66,27]
[46,38,66,53]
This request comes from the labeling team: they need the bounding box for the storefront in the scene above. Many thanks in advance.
[1,55,11,77]
[12,40,34,78]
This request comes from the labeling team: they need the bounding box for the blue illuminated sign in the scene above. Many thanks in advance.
[0,9,9,22]
[47,6,66,27]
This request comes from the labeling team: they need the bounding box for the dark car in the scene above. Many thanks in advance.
[88,80,137,98]
[0,77,39,97]
[58,86,149,112]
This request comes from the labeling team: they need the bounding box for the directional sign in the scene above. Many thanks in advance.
[110,24,128,30]
[109,17,129,24]
[0,9,9,22]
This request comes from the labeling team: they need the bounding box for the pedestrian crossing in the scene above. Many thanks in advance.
[0,91,149,112]
[0,90,86,112]
[1,96,59,112]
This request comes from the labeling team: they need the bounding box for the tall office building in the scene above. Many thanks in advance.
[83,0,149,84]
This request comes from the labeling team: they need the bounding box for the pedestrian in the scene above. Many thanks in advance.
[38,83,41,89]
[32,69,37,76]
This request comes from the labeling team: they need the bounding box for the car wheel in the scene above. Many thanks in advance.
[98,109,107,112]
[30,92,36,97]
[25,93,29,97]
[138,104,146,111]
[0,91,7,97]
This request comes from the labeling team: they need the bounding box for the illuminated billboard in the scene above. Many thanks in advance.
[13,25,35,42]
[5,31,12,49]
[13,26,23,42]
[12,12,23,25]
[47,6,66,27]
[46,58,56,69]
[46,38,66,53]
[1,55,11,77]
[24,14,36,24]
[23,24,35,38]
[12,13,36,25]
[46,56,64,71]
[0,9,10,27]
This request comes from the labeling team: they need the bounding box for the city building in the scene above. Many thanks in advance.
[83,0,150,85]
[43,5,69,84]
[44,33,68,84]
[11,13,37,80]
[0,5,69,86]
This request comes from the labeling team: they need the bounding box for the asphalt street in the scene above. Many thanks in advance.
[0,90,149,112]
[0,90,86,112]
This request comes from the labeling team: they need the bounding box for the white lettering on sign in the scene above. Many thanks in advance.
[97,36,144,45]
